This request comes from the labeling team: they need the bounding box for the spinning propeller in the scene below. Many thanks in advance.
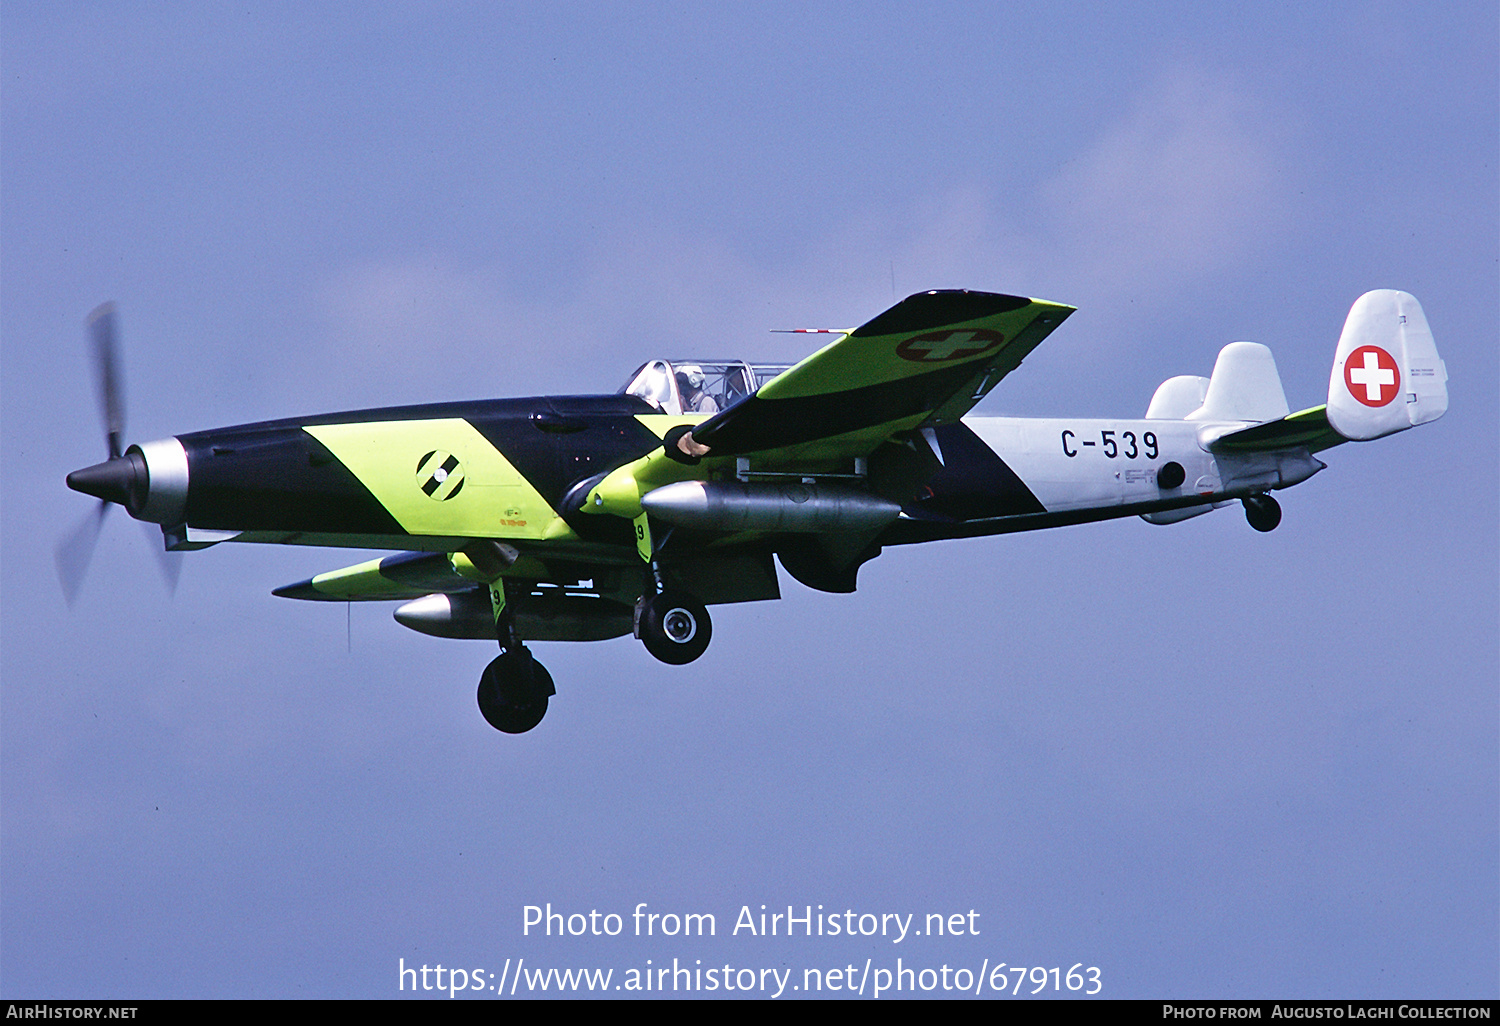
[57,303,182,603]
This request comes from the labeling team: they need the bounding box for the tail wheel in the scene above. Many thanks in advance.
[477,649,555,733]
[638,591,712,665]
[1243,493,1282,533]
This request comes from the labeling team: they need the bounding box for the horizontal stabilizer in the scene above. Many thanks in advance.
[1208,405,1346,454]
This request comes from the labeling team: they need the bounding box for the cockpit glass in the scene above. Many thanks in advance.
[619,360,793,415]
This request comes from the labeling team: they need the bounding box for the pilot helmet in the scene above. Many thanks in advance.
[676,365,706,392]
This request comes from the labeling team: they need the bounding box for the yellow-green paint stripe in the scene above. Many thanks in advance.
[304,419,575,542]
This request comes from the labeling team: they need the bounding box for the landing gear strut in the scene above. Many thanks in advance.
[477,579,555,733]
[1243,493,1282,533]
[633,513,713,665]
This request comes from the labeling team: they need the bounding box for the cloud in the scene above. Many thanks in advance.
[307,67,1295,410]
[310,233,889,408]
[1036,67,1291,304]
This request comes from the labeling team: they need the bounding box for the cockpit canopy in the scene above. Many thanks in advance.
[619,360,793,416]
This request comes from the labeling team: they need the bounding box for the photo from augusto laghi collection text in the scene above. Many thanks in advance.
[397,902,1104,997]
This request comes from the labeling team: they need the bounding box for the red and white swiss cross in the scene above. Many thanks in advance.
[1343,345,1401,407]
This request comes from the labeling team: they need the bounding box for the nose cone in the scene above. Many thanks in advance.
[66,452,146,510]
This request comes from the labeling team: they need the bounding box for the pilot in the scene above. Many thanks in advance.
[675,365,719,414]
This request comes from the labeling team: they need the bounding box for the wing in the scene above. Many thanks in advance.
[272,547,777,642]
[272,548,780,606]
[1208,405,1347,455]
[272,550,473,601]
[690,290,1074,459]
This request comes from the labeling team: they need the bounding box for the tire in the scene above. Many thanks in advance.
[477,649,554,733]
[1243,493,1282,533]
[638,591,712,665]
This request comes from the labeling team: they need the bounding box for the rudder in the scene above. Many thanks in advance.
[1327,290,1447,441]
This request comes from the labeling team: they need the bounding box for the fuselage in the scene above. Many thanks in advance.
[889,416,1321,543]
[73,395,1321,560]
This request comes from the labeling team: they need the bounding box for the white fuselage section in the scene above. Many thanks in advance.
[962,416,1321,520]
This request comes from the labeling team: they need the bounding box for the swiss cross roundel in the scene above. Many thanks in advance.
[416,450,466,501]
[1343,345,1401,407]
[895,328,1005,363]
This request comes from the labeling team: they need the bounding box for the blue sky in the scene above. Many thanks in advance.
[3,2,1495,999]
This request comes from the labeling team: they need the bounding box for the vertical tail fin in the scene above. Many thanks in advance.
[1327,290,1447,440]
[1185,341,1290,424]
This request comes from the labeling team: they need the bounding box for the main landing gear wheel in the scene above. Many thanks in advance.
[1243,493,1282,533]
[477,649,555,734]
[638,591,712,665]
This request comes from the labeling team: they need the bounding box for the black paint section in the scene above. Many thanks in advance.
[180,427,407,535]
[473,396,665,514]
[879,492,1240,546]
[690,360,984,454]
[776,539,882,594]
[1210,408,1343,454]
[177,394,666,537]
[903,423,1047,521]
[852,290,1031,338]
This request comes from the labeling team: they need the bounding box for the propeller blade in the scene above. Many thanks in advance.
[64,303,183,603]
[56,501,110,605]
[88,302,125,460]
[140,521,184,595]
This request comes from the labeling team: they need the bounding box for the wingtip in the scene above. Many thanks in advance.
[272,578,324,600]
[854,291,1034,337]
